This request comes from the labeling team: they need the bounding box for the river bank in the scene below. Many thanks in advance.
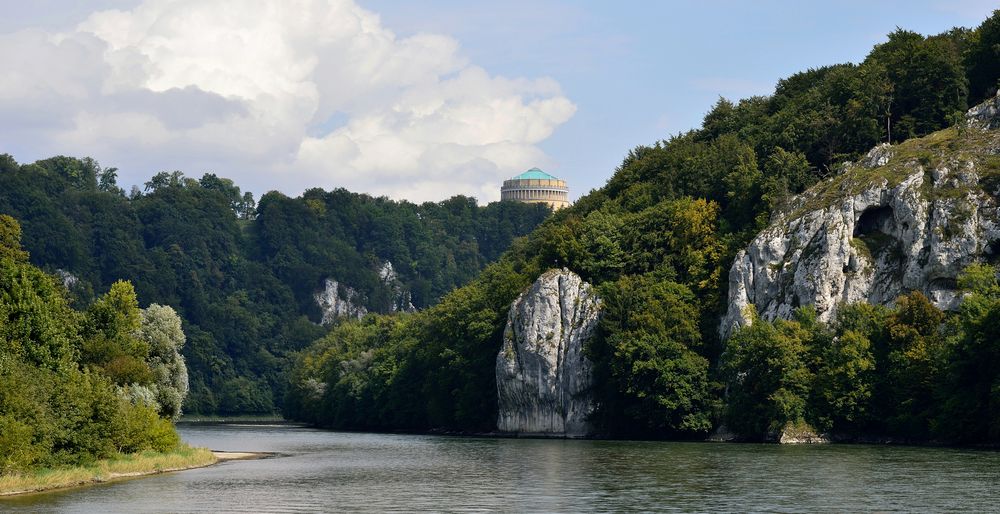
[0,445,269,497]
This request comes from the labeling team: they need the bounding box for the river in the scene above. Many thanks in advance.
[3,422,999,512]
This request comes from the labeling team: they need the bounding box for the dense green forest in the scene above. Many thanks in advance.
[0,215,186,473]
[0,158,550,415]
[285,12,1000,442]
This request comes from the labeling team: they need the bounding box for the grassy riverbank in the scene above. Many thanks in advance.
[0,445,217,497]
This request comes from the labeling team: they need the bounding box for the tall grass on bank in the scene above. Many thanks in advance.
[0,445,217,496]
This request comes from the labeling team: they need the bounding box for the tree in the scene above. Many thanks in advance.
[883,291,947,438]
[758,147,814,223]
[144,171,185,192]
[98,167,124,195]
[34,156,100,190]
[138,304,190,419]
[811,329,876,433]
[937,264,1000,442]
[0,214,29,262]
[589,276,715,436]
[0,153,17,173]
[239,191,257,220]
[966,10,1000,103]
[81,281,153,386]
[0,221,80,371]
[865,29,968,139]
[723,309,814,437]
[574,209,626,284]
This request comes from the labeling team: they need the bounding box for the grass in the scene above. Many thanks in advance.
[0,444,217,497]
[784,125,1000,219]
[849,237,871,261]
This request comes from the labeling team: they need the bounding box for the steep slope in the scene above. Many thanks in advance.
[287,12,1000,440]
[496,269,601,437]
[722,93,1000,338]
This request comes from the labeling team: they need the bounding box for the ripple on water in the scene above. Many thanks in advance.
[3,424,999,513]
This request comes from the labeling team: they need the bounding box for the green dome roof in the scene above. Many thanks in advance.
[512,167,559,180]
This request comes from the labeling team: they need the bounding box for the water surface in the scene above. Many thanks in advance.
[4,423,999,512]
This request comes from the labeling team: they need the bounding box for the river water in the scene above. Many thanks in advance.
[4,422,999,512]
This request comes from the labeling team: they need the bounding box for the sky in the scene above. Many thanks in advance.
[1,0,997,203]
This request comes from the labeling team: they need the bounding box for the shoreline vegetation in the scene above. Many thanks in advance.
[179,414,289,423]
[0,445,270,498]
[283,10,1000,445]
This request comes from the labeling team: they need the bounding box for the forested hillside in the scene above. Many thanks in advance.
[0,215,186,472]
[0,159,550,415]
[286,12,1000,442]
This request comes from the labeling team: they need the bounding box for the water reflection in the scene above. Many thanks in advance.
[3,423,999,512]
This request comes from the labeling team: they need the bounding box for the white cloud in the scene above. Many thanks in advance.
[0,0,575,202]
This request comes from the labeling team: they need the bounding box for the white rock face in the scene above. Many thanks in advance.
[314,260,416,325]
[378,260,416,313]
[496,268,601,437]
[54,269,79,290]
[315,279,367,325]
[966,90,1000,130]
[720,100,1000,339]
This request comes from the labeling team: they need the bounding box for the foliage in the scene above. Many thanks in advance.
[588,275,716,437]
[1,156,549,415]
[137,304,189,420]
[722,309,815,436]
[936,264,1000,442]
[286,11,1000,438]
[7,11,1000,440]
[720,281,1000,443]
[0,224,184,474]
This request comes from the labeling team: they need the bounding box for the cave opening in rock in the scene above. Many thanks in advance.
[852,205,903,267]
[987,240,1000,264]
[929,277,959,291]
[854,205,896,237]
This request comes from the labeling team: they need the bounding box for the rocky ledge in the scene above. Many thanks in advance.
[721,93,1000,338]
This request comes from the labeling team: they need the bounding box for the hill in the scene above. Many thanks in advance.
[0,162,550,414]
[286,11,1000,442]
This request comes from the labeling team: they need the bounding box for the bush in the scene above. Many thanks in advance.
[112,401,180,454]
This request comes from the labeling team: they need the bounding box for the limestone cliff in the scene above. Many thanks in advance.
[378,261,416,313]
[721,93,1000,338]
[496,269,601,437]
[315,278,367,324]
[314,260,416,325]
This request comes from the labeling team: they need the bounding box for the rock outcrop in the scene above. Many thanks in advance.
[54,269,79,290]
[721,94,1000,339]
[315,279,367,324]
[378,261,416,313]
[496,269,601,437]
[774,422,830,444]
[314,260,416,325]
[966,90,1000,130]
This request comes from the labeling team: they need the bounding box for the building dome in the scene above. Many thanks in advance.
[500,168,570,210]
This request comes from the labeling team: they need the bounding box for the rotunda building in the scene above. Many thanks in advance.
[500,168,570,210]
